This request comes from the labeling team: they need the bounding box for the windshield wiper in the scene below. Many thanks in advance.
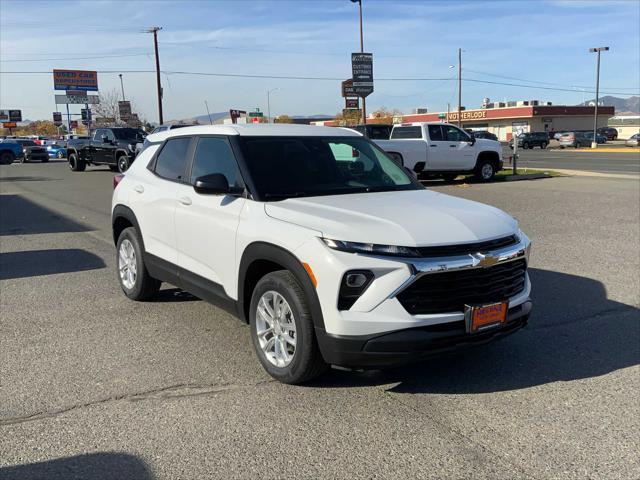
[263,192,307,199]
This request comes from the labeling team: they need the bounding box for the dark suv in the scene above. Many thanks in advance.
[509,132,549,149]
[597,127,618,141]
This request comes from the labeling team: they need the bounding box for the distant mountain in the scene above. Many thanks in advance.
[167,112,334,125]
[579,95,639,114]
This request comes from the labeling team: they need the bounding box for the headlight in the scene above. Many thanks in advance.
[322,238,419,257]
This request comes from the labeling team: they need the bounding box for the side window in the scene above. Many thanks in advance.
[105,130,115,142]
[427,125,444,141]
[190,137,238,185]
[95,129,105,140]
[444,125,471,142]
[154,137,192,181]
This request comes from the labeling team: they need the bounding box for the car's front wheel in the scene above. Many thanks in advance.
[68,152,86,171]
[116,227,160,301]
[0,152,14,165]
[56,151,65,159]
[117,155,130,173]
[475,159,496,182]
[249,270,327,384]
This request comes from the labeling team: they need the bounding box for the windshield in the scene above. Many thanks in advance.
[113,128,146,141]
[237,136,420,200]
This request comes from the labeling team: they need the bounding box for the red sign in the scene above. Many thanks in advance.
[252,116,260,124]
[70,120,79,129]
[2,122,17,128]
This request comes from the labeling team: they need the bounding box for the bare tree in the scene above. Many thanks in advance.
[371,107,403,125]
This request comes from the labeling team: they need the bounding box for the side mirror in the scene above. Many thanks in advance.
[193,173,243,195]
[468,136,476,145]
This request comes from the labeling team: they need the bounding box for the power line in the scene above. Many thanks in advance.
[0,69,636,96]
[0,53,153,63]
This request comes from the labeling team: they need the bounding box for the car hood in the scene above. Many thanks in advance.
[264,189,518,246]
[475,138,501,151]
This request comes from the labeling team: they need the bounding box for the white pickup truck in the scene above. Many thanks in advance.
[374,122,503,181]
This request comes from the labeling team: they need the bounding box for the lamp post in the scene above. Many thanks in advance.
[267,88,280,123]
[589,46,609,148]
[118,74,126,101]
[351,0,366,125]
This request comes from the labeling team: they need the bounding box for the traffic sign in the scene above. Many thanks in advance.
[351,53,374,97]
[55,94,100,105]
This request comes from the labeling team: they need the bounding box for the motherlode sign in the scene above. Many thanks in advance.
[53,69,98,91]
[447,110,487,121]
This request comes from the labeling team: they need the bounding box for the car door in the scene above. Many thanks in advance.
[174,136,246,290]
[441,124,476,169]
[102,129,118,164]
[131,136,194,265]
[424,124,450,170]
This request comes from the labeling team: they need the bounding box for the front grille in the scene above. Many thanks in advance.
[397,259,527,315]
[414,235,517,257]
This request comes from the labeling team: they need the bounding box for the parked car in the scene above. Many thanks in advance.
[471,130,498,141]
[553,131,566,140]
[597,127,618,140]
[558,132,591,148]
[349,124,393,140]
[584,132,607,144]
[111,124,532,384]
[67,127,146,173]
[625,133,639,147]
[0,141,23,164]
[374,122,503,182]
[14,139,49,162]
[46,143,67,159]
[509,132,549,149]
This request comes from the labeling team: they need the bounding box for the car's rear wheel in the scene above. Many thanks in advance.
[68,152,86,171]
[117,155,130,173]
[116,227,160,301]
[522,142,530,149]
[249,270,328,384]
[0,152,14,165]
[56,151,65,159]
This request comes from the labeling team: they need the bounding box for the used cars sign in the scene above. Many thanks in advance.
[53,69,98,91]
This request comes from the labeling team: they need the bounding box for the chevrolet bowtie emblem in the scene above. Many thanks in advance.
[472,253,499,267]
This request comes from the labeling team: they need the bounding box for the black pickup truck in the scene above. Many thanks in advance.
[67,127,146,172]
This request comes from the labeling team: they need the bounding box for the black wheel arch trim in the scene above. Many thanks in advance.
[238,241,325,329]
[474,150,500,170]
[112,204,145,249]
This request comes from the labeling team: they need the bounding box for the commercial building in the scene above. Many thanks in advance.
[607,115,640,139]
[316,100,615,141]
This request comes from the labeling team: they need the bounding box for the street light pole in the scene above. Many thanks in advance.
[351,0,366,125]
[457,47,462,128]
[589,46,609,148]
[267,88,280,123]
[147,26,163,125]
[118,74,126,101]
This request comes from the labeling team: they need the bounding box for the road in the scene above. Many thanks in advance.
[501,146,640,175]
[1,160,639,479]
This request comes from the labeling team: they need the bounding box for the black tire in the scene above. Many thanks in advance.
[574,142,579,149]
[116,227,160,301]
[0,152,14,165]
[109,165,119,172]
[68,152,86,171]
[19,155,27,163]
[117,155,130,173]
[41,157,49,163]
[522,142,530,149]
[540,142,547,150]
[57,150,65,159]
[442,173,458,182]
[475,158,496,182]
[249,270,328,384]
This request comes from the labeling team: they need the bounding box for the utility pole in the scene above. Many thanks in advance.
[147,26,163,125]
[589,46,609,148]
[204,100,212,125]
[267,88,279,123]
[119,74,126,101]
[351,0,366,125]
[457,47,462,128]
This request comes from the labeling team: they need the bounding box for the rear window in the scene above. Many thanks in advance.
[391,126,422,139]
[154,137,192,181]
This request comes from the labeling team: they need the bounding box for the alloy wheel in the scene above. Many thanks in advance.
[481,163,494,180]
[255,290,296,367]
[118,239,137,290]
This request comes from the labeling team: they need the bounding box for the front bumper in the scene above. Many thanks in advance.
[316,301,531,368]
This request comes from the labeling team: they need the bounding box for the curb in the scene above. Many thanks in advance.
[549,169,640,179]
[502,173,550,182]
[549,148,640,153]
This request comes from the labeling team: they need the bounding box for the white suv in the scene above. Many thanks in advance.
[112,124,532,384]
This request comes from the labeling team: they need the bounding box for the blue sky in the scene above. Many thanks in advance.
[1,0,639,122]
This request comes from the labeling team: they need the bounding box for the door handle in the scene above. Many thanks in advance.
[178,196,192,206]
[449,145,457,147]
[133,185,144,193]
[430,145,438,147]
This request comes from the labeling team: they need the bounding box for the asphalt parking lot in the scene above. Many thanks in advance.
[1,159,639,479]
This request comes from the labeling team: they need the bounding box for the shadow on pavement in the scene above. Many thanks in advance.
[0,176,60,182]
[0,249,105,280]
[0,194,92,236]
[314,268,640,393]
[154,287,200,302]
[0,452,154,480]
